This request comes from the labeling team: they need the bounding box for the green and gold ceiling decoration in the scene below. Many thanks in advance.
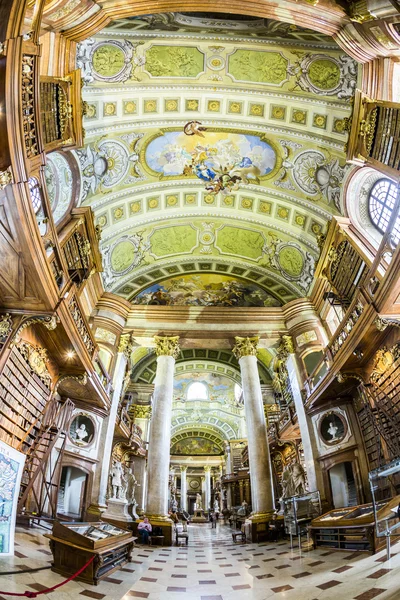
[73,16,358,306]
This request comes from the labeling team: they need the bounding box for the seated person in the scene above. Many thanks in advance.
[137,517,152,544]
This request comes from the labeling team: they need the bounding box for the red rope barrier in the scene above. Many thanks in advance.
[0,554,95,598]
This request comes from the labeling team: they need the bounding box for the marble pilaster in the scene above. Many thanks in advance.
[180,465,187,511]
[87,338,131,519]
[204,466,211,513]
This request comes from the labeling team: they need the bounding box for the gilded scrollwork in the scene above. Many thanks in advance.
[118,333,135,359]
[154,335,180,358]
[370,347,395,382]
[0,314,13,340]
[14,314,58,341]
[17,341,52,388]
[277,335,295,360]
[129,405,152,420]
[232,336,259,359]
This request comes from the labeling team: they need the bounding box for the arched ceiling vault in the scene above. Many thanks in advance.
[74,13,357,308]
[131,350,272,384]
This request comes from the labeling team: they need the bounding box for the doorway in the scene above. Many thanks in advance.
[57,466,88,520]
[328,462,357,508]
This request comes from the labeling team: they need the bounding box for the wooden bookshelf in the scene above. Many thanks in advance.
[0,346,51,449]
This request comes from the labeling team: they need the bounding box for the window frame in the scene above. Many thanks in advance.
[368,177,398,237]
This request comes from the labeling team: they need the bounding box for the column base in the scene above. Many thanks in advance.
[244,511,276,543]
[86,503,108,522]
[132,517,173,546]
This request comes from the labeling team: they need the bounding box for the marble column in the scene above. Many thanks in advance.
[233,336,275,520]
[287,353,324,494]
[180,466,187,511]
[87,335,132,519]
[145,336,180,519]
[225,443,233,510]
[204,466,211,512]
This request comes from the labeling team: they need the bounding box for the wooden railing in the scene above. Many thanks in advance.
[304,203,400,402]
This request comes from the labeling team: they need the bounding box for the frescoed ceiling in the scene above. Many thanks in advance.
[75,12,358,305]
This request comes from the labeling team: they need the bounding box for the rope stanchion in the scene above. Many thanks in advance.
[0,554,95,598]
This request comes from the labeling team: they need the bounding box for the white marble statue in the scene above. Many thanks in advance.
[327,421,339,441]
[195,493,203,510]
[110,461,127,500]
[75,423,88,444]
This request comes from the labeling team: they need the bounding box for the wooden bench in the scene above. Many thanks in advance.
[232,531,246,543]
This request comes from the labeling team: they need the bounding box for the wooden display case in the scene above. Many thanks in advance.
[45,521,136,585]
[310,496,400,553]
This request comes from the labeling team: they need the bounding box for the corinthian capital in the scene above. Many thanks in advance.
[118,333,134,358]
[232,336,259,359]
[154,335,180,359]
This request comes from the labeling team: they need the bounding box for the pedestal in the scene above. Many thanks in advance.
[102,498,133,529]
[192,509,207,523]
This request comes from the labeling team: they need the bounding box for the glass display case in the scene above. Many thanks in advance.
[310,495,400,554]
[45,521,136,585]
[369,457,400,559]
[283,490,321,547]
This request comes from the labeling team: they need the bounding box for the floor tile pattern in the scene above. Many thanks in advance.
[0,523,399,600]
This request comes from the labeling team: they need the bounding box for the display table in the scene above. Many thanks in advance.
[45,521,136,585]
[310,496,400,554]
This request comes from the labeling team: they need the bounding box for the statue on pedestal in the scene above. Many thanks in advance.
[110,461,127,500]
[195,493,203,510]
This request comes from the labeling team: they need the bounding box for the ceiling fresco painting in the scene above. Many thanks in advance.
[73,14,358,306]
[173,370,239,403]
[131,274,282,307]
[143,129,278,195]
[170,437,223,455]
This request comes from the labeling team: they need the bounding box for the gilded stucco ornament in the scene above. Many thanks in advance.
[154,335,180,358]
[0,314,13,340]
[232,336,259,359]
[118,334,135,359]
[129,405,152,420]
[18,341,52,387]
[374,316,400,331]
[370,347,395,382]
[277,335,295,359]
[0,167,13,189]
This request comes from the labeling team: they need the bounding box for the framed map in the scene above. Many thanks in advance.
[0,441,26,555]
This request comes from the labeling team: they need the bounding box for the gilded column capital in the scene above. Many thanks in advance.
[129,404,152,420]
[154,335,180,359]
[118,333,134,359]
[232,336,259,359]
[277,335,295,361]
[180,465,188,473]
[204,465,211,472]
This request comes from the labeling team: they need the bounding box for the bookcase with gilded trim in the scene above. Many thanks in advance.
[0,343,51,450]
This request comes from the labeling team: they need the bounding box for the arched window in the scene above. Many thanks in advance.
[234,383,242,403]
[368,178,400,243]
[187,381,208,400]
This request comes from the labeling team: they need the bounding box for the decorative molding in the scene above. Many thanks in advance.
[154,335,180,358]
[54,372,88,393]
[13,314,58,341]
[374,316,400,331]
[232,336,259,359]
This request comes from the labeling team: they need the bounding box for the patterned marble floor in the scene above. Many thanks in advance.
[0,523,399,600]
